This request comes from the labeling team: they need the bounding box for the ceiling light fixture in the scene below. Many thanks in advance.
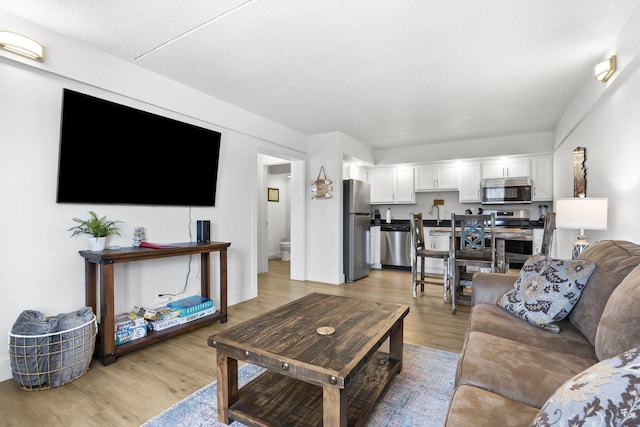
[594,55,616,82]
[0,31,45,62]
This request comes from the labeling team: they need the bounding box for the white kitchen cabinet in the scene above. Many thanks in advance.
[343,162,368,182]
[530,156,553,201]
[369,167,415,204]
[370,225,381,268]
[483,158,530,178]
[415,163,458,191]
[459,162,482,203]
[423,227,450,274]
[369,168,395,203]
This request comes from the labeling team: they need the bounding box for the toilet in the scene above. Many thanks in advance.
[279,240,291,261]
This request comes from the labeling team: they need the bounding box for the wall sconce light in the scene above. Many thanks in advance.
[556,197,608,259]
[0,31,45,62]
[594,55,616,82]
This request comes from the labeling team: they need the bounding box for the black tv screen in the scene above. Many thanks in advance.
[56,89,221,206]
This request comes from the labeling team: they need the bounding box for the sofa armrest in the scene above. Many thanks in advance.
[472,272,518,305]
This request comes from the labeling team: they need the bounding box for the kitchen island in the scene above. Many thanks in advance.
[430,227,532,311]
[429,227,532,273]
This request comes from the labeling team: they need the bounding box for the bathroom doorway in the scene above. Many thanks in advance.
[258,153,295,276]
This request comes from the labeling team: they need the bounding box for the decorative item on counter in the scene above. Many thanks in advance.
[133,226,145,247]
[68,211,122,251]
[386,208,392,223]
[310,166,333,199]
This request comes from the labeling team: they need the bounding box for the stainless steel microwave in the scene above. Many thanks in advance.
[481,177,532,204]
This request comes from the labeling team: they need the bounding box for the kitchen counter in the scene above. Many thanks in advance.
[371,219,452,228]
[429,227,532,240]
[371,219,543,228]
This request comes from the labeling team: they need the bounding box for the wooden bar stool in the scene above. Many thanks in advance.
[450,213,496,313]
[410,212,450,300]
[505,212,556,271]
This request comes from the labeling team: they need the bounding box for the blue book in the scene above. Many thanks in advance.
[167,295,214,317]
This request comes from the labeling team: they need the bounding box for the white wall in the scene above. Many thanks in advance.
[374,131,555,165]
[552,7,640,258]
[307,133,344,284]
[0,11,307,381]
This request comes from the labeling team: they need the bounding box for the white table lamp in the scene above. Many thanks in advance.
[555,198,608,259]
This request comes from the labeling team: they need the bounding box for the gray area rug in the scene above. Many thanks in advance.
[141,344,458,426]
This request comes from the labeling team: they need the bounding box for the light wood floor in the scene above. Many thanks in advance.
[0,260,470,426]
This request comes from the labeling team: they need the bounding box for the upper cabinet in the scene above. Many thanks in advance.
[459,162,482,203]
[343,163,368,181]
[369,167,415,204]
[482,158,530,178]
[530,156,553,201]
[367,153,552,204]
[415,163,458,191]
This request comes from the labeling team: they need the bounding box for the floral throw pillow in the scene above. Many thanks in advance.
[497,254,596,333]
[531,347,640,426]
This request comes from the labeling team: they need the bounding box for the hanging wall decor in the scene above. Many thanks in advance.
[573,147,586,197]
[268,187,279,202]
[310,166,333,199]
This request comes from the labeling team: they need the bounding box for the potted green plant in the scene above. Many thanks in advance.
[68,211,123,251]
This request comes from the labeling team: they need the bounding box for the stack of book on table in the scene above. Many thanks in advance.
[147,295,215,332]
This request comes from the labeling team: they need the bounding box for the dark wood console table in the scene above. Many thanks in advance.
[80,241,231,365]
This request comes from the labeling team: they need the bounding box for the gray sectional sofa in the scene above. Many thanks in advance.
[444,240,640,426]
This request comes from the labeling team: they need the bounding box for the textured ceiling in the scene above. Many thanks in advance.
[1,0,638,149]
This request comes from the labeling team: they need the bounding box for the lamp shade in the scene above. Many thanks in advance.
[555,198,608,230]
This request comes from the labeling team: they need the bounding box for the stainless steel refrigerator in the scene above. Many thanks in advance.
[343,179,371,282]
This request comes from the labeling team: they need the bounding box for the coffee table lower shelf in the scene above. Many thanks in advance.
[228,351,400,427]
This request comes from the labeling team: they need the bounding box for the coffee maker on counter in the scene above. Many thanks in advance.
[538,204,549,220]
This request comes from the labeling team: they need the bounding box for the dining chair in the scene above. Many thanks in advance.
[449,213,496,314]
[409,212,450,300]
[504,212,556,271]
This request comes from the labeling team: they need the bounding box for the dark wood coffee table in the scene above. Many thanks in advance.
[207,292,410,426]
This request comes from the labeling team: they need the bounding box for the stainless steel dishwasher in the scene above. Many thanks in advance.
[380,223,412,268]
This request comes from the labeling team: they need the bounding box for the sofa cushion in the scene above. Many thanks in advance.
[569,240,640,347]
[456,331,597,408]
[497,254,595,333]
[595,262,640,360]
[445,385,539,427]
[531,347,640,427]
[471,272,520,305]
[468,304,596,359]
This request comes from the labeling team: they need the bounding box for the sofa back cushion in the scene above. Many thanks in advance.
[595,262,640,360]
[569,240,640,347]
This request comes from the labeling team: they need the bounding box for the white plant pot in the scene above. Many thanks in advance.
[88,237,106,251]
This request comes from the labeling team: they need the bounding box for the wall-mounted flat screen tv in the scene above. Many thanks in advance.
[56,88,221,206]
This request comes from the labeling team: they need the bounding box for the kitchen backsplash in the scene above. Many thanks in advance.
[374,192,550,222]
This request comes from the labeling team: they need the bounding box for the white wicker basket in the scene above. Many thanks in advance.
[8,315,97,391]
